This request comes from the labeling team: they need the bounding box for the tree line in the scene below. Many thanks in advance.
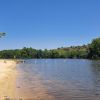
[0,37,100,59]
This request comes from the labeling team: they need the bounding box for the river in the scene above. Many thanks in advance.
[15,59,100,100]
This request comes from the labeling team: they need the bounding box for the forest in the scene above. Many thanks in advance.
[0,37,100,59]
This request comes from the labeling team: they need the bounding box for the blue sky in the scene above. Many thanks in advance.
[0,0,100,50]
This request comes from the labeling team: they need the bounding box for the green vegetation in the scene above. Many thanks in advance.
[88,38,100,59]
[0,46,88,59]
[0,37,100,59]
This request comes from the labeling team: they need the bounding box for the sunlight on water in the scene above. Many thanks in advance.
[0,59,100,100]
[16,59,100,100]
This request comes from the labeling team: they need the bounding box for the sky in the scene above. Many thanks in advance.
[0,0,100,50]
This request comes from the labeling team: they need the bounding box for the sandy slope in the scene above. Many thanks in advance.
[0,60,17,99]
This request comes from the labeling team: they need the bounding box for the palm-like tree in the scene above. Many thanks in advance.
[0,32,6,38]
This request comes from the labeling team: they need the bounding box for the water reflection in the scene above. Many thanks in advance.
[90,60,100,96]
[17,59,100,100]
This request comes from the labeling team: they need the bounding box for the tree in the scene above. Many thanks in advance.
[88,38,100,59]
[0,32,6,38]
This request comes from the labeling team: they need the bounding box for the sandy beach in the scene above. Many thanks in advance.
[0,60,54,100]
[0,60,17,99]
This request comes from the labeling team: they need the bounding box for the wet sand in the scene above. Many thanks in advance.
[0,60,55,100]
[16,76,55,100]
[16,65,55,100]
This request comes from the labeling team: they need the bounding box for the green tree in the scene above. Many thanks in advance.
[88,38,100,59]
[0,32,6,38]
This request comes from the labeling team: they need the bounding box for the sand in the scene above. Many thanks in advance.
[0,60,55,100]
[0,60,17,99]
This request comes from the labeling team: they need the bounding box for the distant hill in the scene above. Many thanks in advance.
[0,37,99,59]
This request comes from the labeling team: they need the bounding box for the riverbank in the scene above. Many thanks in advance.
[0,60,55,100]
[0,60,17,99]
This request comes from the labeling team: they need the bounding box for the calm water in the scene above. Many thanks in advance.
[17,59,100,100]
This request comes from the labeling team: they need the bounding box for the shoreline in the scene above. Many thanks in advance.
[0,60,55,100]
